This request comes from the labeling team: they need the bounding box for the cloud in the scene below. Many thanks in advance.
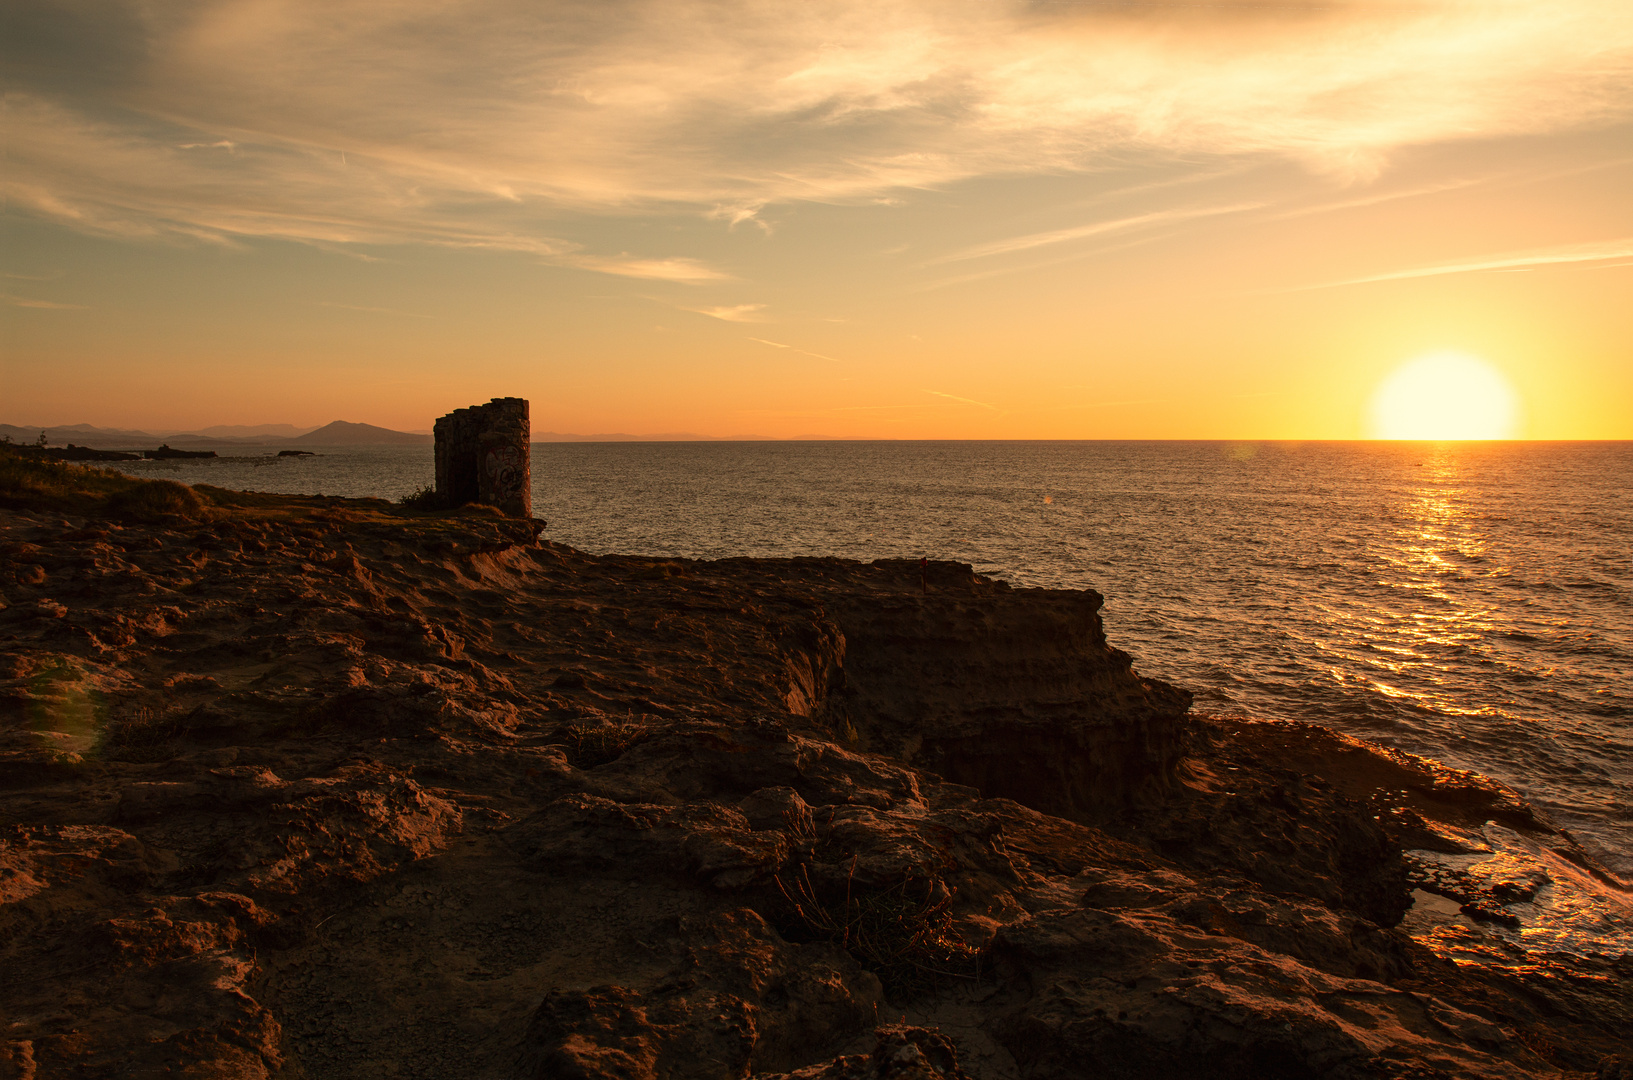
[318,301,433,319]
[2,293,84,309]
[708,201,771,232]
[2,0,1630,253]
[927,202,1262,264]
[748,337,844,363]
[926,389,999,411]
[831,403,961,411]
[1268,179,1491,221]
[1286,236,1633,290]
[684,303,768,322]
[562,255,731,283]
[914,231,1174,291]
[1057,395,1163,409]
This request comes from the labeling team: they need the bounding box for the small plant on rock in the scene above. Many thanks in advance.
[773,854,984,1000]
[558,719,649,769]
[102,706,187,761]
[398,485,448,511]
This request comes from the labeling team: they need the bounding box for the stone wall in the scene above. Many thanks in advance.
[432,398,531,518]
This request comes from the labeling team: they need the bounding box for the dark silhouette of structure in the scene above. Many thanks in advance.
[433,398,531,518]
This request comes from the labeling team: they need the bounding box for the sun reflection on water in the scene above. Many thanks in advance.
[1342,449,1519,720]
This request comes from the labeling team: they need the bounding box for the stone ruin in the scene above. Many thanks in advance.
[433,398,531,518]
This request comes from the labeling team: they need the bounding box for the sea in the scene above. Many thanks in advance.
[109,441,1632,953]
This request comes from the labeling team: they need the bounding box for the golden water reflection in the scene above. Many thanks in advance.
[1308,446,1528,723]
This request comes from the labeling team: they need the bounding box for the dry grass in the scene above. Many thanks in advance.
[101,706,187,761]
[398,485,449,511]
[0,447,538,538]
[0,447,211,522]
[105,480,206,522]
[772,855,984,1000]
[558,719,650,768]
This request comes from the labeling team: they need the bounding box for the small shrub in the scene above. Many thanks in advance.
[107,479,205,522]
[398,485,448,511]
[559,720,649,768]
[102,707,187,761]
[773,855,984,999]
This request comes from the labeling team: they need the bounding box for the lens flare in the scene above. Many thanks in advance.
[1367,352,1520,440]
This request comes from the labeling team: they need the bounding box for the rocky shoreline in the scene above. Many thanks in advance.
[1,469,1629,1078]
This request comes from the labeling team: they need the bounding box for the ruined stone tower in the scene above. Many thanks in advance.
[433,398,531,518]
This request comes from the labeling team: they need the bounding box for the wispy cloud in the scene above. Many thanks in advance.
[830,403,961,411]
[708,202,771,233]
[749,338,844,363]
[1268,156,1633,222]
[2,0,1627,252]
[2,293,84,309]
[318,302,433,319]
[915,232,1174,292]
[562,255,731,283]
[926,390,999,411]
[1285,236,1633,290]
[1057,396,1163,409]
[927,203,1262,265]
[1270,179,1490,221]
[685,303,768,322]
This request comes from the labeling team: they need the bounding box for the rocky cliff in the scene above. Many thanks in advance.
[0,472,1627,1079]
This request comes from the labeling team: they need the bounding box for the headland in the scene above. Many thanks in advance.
[0,453,1627,1078]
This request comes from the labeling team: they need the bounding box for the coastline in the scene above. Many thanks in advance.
[1,464,1629,1078]
[82,436,1633,878]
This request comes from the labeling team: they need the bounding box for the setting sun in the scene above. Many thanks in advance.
[1367,352,1521,440]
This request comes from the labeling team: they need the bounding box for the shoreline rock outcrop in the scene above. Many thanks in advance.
[1,465,1628,1079]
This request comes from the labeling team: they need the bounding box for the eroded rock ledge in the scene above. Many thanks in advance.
[1,492,1628,1079]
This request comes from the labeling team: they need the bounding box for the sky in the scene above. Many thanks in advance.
[3,0,1631,439]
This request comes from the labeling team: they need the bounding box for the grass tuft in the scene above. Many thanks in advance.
[0,446,210,520]
[558,719,649,768]
[772,854,984,1000]
[106,479,206,522]
[101,706,187,761]
[398,485,450,511]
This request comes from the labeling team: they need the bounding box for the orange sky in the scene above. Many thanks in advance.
[3,0,1631,439]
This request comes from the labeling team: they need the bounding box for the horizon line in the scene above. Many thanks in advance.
[6,423,1626,445]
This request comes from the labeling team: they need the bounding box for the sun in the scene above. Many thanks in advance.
[1367,352,1521,440]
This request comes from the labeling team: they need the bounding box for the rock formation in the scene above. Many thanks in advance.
[49,445,141,462]
[0,470,1628,1079]
[143,444,218,459]
[433,397,531,517]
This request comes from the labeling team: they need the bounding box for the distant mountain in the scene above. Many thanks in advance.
[5,421,861,449]
[286,421,429,446]
[190,423,318,438]
[0,423,177,448]
[2,421,429,448]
